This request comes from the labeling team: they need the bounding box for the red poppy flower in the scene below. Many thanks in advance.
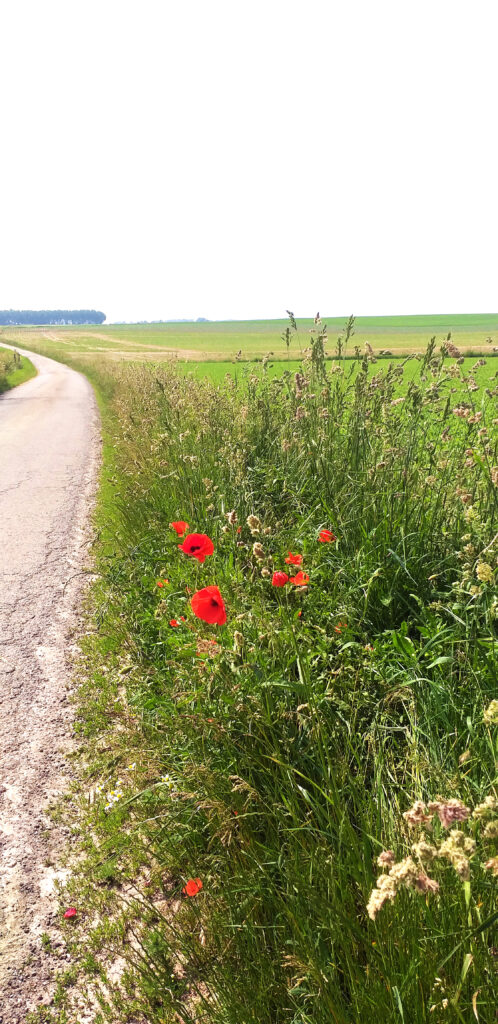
[179,533,214,563]
[319,529,336,543]
[170,521,189,537]
[182,877,203,897]
[285,552,303,565]
[272,571,289,587]
[289,571,310,586]
[156,579,169,588]
[169,619,179,627]
[191,585,227,625]
[334,621,347,633]
[63,907,77,919]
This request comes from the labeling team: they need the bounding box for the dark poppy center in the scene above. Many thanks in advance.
[191,544,201,551]
[210,598,219,607]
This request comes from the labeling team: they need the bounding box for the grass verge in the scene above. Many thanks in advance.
[0,346,37,392]
[27,330,498,1024]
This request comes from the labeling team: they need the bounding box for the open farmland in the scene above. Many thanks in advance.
[19,325,496,1024]
[2,311,498,365]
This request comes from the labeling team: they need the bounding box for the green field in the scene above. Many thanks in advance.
[2,312,498,363]
[178,354,498,391]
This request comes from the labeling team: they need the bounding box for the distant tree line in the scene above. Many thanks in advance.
[0,309,106,325]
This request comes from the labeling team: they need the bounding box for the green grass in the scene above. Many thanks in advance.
[2,312,498,362]
[41,335,498,1024]
[181,354,498,390]
[0,345,37,393]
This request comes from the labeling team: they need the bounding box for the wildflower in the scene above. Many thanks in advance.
[414,873,440,894]
[484,857,498,876]
[377,850,395,868]
[260,567,271,577]
[156,579,169,588]
[169,619,179,627]
[179,533,214,563]
[484,700,498,725]
[161,774,174,790]
[246,514,261,533]
[319,529,336,543]
[403,800,433,827]
[428,799,470,829]
[458,750,471,765]
[334,621,347,633]
[182,877,203,897]
[439,829,474,880]
[367,854,439,921]
[272,571,289,587]
[412,840,438,862]
[252,542,265,560]
[472,794,497,819]
[491,467,498,486]
[476,562,494,584]
[285,552,303,565]
[63,908,77,919]
[366,873,398,920]
[483,820,498,840]
[196,637,219,657]
[289,570,310,587]
[233,631,244,651]
[191,585,227,625]
[127,763,136,771]
[225,510,238,524]
[170,521,189,537]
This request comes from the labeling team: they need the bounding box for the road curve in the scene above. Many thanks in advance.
[0,347,100,1019]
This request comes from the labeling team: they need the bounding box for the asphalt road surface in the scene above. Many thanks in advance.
[0,346,99,1019]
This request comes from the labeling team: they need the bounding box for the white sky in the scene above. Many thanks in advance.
[0,0,497,323]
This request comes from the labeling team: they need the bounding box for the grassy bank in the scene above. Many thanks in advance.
[29,335,497,1024]
[0,346,37,393]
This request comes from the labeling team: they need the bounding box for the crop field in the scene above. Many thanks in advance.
[2,311,498,365]
[29,323,498,1024]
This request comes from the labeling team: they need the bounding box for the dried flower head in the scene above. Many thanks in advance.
[473,794,497,819]
[412,840,438,863]
[377,850,395,868]
[476,562,494,584]
[483,700,498,725]
[483,820,498,840]
[403,800,432,827]
[233,630,244,651]
[427,799,471,829]
[252,542,265,560]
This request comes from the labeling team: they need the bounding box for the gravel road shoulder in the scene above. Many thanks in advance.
[0,347,100,1021]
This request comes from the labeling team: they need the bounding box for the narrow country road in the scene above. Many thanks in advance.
[0,346,99,1020]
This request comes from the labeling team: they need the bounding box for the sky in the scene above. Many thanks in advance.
[0,0,497,324]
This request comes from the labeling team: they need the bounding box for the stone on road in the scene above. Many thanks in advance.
[0,347,99,1019]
